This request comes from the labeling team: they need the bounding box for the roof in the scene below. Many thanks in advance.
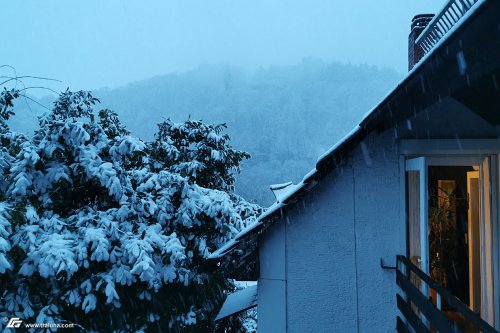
[209,0,499,261]
[215,284,258,321]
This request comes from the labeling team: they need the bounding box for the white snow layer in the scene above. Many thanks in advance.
[215,284,258,321]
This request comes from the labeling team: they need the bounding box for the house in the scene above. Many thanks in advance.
[210,0,500,332]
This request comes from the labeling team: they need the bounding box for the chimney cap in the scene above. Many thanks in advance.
[411,14,435,30]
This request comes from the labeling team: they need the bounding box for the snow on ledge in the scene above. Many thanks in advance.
[270,182,297,203]
[316,125,361,163]
[208,201,283,259]
[215,284,258,321]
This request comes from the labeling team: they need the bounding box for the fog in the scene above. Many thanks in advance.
[9,61,400,204]
[4,1,444,205]
[4,0,441,92]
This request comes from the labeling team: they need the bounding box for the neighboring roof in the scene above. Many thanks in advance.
[215,284,258,321]
[210,0,498,260]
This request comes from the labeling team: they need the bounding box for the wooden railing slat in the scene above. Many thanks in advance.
[397,255,498,333]
[397,270,456,333]
[396,294,430,333]
[397,316,412,333]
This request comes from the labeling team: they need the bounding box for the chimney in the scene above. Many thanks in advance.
[408,14,434,71]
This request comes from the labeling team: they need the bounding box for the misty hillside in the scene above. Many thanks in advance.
[9,60,401,205]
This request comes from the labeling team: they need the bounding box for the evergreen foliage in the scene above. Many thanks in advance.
[0,88,261,332]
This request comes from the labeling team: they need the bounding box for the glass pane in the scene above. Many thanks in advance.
[428,166,473,305]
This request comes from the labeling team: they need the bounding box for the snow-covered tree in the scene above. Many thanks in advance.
[0,88,261,332]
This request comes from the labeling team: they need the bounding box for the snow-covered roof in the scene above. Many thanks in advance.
[208,167,320,259]
[208,201,283,259]
[209,0,491,261]
[214,284,258,321]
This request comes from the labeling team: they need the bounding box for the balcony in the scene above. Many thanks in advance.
[396,255,498,333]
[416,0,480,55]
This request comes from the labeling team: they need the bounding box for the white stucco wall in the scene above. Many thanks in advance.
[285,166,358,332]
[350,131,403,332]
[257,128,405,332]
[258,221,287,333]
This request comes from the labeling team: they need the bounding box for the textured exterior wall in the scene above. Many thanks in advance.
[257,128,404,333]
[258,221,286,333]
[285,166,358,333]
[350,131,403,332]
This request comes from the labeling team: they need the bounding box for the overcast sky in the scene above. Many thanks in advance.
[3,0,442,93]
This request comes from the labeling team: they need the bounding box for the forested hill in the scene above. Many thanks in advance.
[9,60,401,205]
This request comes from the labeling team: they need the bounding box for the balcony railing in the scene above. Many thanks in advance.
[416,0,480,54]
[396,255,498,333]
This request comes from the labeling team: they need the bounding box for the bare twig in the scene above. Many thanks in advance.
[18,93,51,111]
[18,86,59,95]
[0,75,62,86]
[1,66,60,113]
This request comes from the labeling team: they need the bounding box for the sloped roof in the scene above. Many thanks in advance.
[209,0,497,261]
[215,284,258,321]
